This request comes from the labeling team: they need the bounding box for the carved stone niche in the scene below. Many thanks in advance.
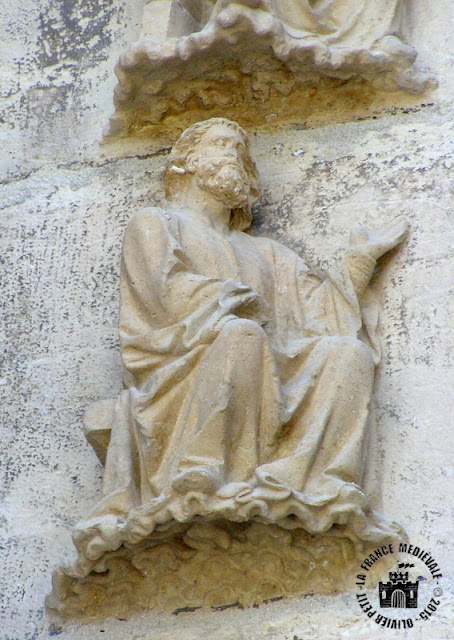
[47,118,406,622]
[106,0,432,141]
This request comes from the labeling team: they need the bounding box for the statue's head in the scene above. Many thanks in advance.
[164,118,260,231]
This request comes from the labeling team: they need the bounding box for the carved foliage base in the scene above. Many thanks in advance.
[47,521,388,622]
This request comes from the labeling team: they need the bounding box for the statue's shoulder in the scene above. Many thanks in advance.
[128,206,167,225]
[125,206,170,236]
[253,234,310,271]
[253,234,297,257]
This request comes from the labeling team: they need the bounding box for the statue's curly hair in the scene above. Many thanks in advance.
[163,118,260,231]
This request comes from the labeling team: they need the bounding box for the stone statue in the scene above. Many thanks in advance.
[170,0,408,51]
[67,117,408,581]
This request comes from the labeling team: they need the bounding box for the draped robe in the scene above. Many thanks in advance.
[209,0,404,50]
[70,207,402,577]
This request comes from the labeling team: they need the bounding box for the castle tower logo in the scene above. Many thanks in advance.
[354,541,444,630]
[378,562,418,608]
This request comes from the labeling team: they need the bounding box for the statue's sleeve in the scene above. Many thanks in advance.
[267,239,380,359]
[119,209,260,381]
[298,249,375,335]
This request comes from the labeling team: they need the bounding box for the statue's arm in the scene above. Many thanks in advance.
[343,250,377,298]
[265,219,407,338]
[346,218,409,297]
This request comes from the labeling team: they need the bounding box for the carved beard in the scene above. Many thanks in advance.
[195,157,250,210]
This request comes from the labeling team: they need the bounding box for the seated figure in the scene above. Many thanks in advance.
[70,118,407,578]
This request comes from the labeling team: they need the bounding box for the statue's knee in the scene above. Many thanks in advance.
[220,318,266,347]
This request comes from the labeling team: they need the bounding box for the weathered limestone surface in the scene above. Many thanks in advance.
[1,1,453,639]
[108,0,434,139]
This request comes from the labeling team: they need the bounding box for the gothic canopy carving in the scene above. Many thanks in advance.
[107,0,431,139]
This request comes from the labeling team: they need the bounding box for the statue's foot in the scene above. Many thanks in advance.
[171,466,222,494]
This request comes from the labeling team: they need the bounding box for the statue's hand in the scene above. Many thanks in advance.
[236,290,270,326]
[220,280,270,325]
[350,218,409,261]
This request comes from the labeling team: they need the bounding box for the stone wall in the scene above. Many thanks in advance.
[1,1,453,638]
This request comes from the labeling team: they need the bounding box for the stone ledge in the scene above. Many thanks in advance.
[106,5,433,140]
[47,520,392,622]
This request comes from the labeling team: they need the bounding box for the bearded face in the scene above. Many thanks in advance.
[164,122,260,229]
[195,154,251,210]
